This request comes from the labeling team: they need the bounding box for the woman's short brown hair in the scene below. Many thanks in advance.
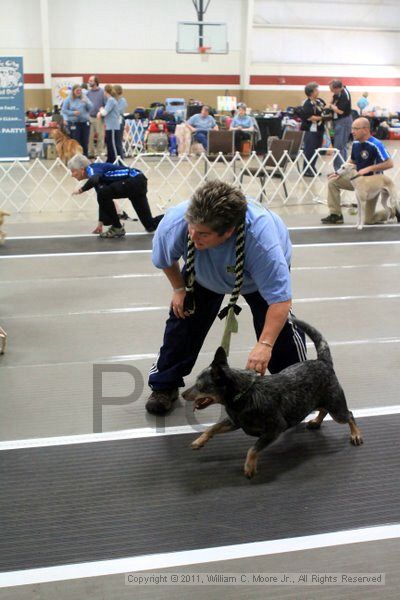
[186,180,247,235]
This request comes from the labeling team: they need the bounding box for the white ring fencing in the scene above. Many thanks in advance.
[0,148,399,215]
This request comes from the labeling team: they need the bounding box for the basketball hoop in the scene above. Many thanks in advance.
[199,46,211,54]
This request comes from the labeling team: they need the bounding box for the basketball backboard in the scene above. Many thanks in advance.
[176,21,228,54]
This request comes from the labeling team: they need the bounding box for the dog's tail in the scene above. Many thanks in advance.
[291,318,333,365]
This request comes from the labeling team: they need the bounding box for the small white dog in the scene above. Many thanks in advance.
[336,164,398,230]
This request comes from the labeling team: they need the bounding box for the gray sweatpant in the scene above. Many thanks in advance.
[333,115,353,171]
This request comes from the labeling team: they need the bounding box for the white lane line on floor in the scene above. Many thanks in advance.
[3,293,400,320]
[296,293,400,303]
[2,306,167,319]
[6,232,151,240]
[0,250,152,259]
[293,262,400,271]
[2,337,400,370]
[1,524,399,588]
[0,273,164,285]
[7,224,399,239]
[2,263,400,285]
[289,224,400,230]
[295,241,400,248]
[0,405,398,450]
[1,240,400,259]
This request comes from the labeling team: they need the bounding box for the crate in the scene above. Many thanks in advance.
[27,142,44,159]
[45,144,57,159]
[43,139,57,159]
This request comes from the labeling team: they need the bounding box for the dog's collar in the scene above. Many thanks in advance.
[350,174,362,181]
[232,373,259,403]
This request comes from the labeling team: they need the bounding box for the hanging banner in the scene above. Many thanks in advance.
[0,57,28,161]
[217,96,237,112]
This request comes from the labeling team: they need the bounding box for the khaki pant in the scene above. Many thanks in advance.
[88,116,105,157]
[327,176,388,223]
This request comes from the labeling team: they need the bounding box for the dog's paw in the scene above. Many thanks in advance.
[191,437,206,450]
[244,448,259,479]
[356,224,363,231]
[306,419,322,430]
[244,460,257,479]
[351,434,363,446]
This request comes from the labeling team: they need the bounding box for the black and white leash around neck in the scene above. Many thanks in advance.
[184,221,246,355]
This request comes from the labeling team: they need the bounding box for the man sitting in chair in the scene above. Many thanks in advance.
[230,103,254,151]
[186,105,218,151]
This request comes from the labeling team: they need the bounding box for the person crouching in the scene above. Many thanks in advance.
[68,154,163,237]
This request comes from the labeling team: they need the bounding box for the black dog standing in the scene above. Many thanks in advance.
[183,319,363,479]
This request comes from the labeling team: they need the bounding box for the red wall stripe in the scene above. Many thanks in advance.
[250,75,400,86]
[24,74,44,84]
[24,73,400,87]
[51,73,240,85]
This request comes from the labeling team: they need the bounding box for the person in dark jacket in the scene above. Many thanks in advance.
[300,82,326,177]
[68,154,163,237]
[328,80,353,171]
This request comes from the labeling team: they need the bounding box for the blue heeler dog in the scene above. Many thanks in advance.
[182,318,363,479]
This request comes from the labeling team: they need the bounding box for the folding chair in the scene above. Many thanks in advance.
[282,129,305,162]
[203,130,236,174]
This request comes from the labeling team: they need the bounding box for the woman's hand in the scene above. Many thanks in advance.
[246,342,272,376]
[171,289,187,319]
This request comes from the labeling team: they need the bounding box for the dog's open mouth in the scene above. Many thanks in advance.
[194,397,214,411]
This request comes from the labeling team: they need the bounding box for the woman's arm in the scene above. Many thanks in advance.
[163,263,190,319]
[246,299,292,375]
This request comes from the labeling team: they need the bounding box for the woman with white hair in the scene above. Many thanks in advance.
[68,154,163,237]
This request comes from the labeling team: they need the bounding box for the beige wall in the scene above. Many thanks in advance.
[25,88,399,115]
[24,89,244,112]
[25,90,52,110]
[243,90,399,113]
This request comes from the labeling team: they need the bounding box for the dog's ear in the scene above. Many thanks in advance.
[212,346,228,367]
[210,347,229,382]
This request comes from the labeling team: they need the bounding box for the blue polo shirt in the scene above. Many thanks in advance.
[187,114,216,131]
[61,95,92,124]
[103,97,121,130]
[351,136,390,172]
[356,97,369,112]
[231,114,253,129]
[152,200,292,305]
